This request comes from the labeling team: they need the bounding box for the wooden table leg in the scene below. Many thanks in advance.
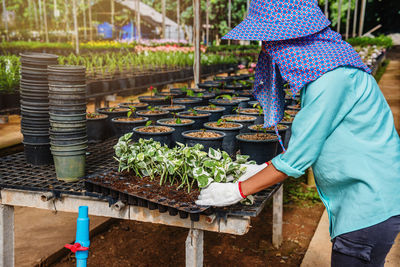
[0,204,14,266]
[185,228,204,267]
[272,185,283,248]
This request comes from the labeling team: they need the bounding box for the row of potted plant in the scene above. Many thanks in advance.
[0,55,20,110]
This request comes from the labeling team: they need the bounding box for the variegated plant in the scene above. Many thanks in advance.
[114,133,255,192]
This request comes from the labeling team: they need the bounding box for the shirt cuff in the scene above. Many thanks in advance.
[271,155,304,178]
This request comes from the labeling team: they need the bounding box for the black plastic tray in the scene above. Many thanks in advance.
[85,170,211,222]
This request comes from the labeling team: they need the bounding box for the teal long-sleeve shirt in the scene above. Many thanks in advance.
[271,67,400,239]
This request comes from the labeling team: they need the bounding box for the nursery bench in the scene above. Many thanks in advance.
[0,138,283,267]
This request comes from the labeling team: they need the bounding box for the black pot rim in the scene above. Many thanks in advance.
[236,133,279,143]
[156,105,186,110]
[238,111,264,116]
[204,122,243,131]
[96,107,130,114]
[248,124,289,132]
[177,111,211,119]
[111,117,149,124]
[209,99,240,106]
[118,102,149,107]
[182,130,226,140]
[193,106,225,113]
[136,110,170,116]
[156,118,195,127]
[132,125,175,135]
[23,141,50,146]
[174,97,202,104]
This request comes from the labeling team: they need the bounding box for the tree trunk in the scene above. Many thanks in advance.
[352,0,358,37]
[72,0,80,54]
[193,0,201,85]
[136,0,141,41]
[2,0,8,41]
[64,0,70,42]
[43,0,49,42]
[358,0,366,36]
[345,0,351,40]
[111,0,115,38]
[177,0,180,42]
[88,0,92,41]
[337,0,342,33]
[205,0,209,45]
[82,0,87,40]
[162,0,166,39]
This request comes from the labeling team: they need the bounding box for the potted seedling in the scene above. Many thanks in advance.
[156,94,186,113]
[111,107,149,137]
[136,106,170,124]
[182,129,226,151]
[237,103,264,124]
[86,112,108,143]
[157,115,195,146]
[194,104,225,121]
[173,97,203,110]
[279,112,295,147]
[209,95,241,115]
[231,96,250,108]
[204,119,243,156]
[248,124,289,154]
[236,131,279,164]
[118,101,149,110]
[221,114,257,133]
[177,109,211,129]
[97,107,130,137]
[133,121,175,147]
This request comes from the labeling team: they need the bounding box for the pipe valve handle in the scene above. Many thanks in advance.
[64,243,89,253]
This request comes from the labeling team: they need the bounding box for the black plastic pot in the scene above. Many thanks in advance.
[221,115,257,133]
[118,102,149,110]
[138,96,169,106]
[133,126,175,147]
[204,122,243,156]
[49,84,87,94]
[87,115,108,143]
[87,80,104,95]
[279,121,293,148]
[49,97,86,105]
[209,99,240,115]
[177,111,211,129]
[50,129,87,139]
[224,84,245,91]
[97,107,130,137]
[49,112,86,122]
[23,142,53,165]
[136,110,170,124]
[111,117,149,137]
[182,130,225,151]
[232,97,250,108]
[49,105,87,115]
[197,81,222,90]
[236,133,279,164]
[173,98,203,111]
[156,105,186,114]
[22,132,50,144]
[170,88,187,97]
[237,109,264,124]
[157,118,195,146]
[193,106,225,121]
[50,135,88,145]
[195,92,216,106]
[248,124,289,154]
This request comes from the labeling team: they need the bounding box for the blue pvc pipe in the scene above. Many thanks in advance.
[75,206,90,267]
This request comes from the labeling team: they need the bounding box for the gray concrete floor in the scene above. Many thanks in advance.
[15,207,109,267]
[301,210,400,267]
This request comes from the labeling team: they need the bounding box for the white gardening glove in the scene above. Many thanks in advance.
[195,182,244,207]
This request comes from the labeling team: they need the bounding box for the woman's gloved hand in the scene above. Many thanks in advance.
[195,182,244,207]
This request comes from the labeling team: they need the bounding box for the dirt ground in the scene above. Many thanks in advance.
[53,179,324,267]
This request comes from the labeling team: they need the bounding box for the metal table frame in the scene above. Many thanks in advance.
[0,185,282,266]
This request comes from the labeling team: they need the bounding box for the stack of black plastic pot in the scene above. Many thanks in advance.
[19,53,59,165]
[48,65,87,182]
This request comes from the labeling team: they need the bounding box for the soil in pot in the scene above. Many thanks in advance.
[221,115,257,133]
[287,104,301,111]
[285,110,298,117]
[208,99,240,115]
[236,133,279,164]
[136,109,170,124]
[118,102,149,110]
[112,116,149,137]
[237,108,264,124]
[194,105,225,121]
[157,105,186,114]
[248,124,288,154]
[133,125,174,147]
[173,98,202,111]
[157,118,194,146]
[182,130,225,151]
[177,111,211,129]
[204,121,243,156]
[138,96,169,106]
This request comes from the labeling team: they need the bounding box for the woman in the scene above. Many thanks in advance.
[196,0,400,266]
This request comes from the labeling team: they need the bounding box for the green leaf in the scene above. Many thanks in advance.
[208,147,221,160]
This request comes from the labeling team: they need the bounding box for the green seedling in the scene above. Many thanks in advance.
[107,107,116,112]
[145,120,153,126]
[216,94,233,101]
[127,106,137,118]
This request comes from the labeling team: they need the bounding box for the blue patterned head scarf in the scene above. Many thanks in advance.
[254,27,371,128]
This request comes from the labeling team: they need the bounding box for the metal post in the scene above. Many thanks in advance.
[162,0,166,39]
[64,0,70,41]
[345,0,351,40]
[193,0,201,85]
[0,205,14,267]
[358,0,366,36]
[177,0,180,42]
[136,0,141,42]
[82,0,87,40]
[43,0,49,42]
[228,0,231,45]
[72,0,80,54]
[1,0,8,41]
[185,229,203,267]
[205,0,209,45]
[324,0,329,18]
[33,0,39,31]
[352,0,358,37]
[337,0,342,33]
[88,0,92,41]
[272,185,283,248]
